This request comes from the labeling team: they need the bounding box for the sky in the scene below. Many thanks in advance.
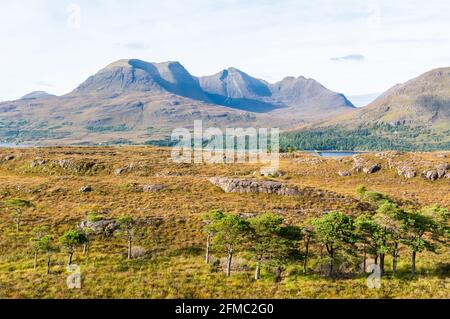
[1,0,450,102]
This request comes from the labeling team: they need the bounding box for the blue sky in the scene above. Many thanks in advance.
[1,0,449,101]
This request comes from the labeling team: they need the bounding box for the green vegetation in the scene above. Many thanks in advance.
[3,199,33,232]
[0,147,448,298]
[280,124,450,151]
[85,124,130,133]
[60,230,88,266]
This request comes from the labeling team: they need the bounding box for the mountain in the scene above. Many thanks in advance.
[198,68,354,114]
[75,59,208,101]
[269,76,355,115]
[281,67,450,151]
[21,91,55,100]
[0,59,356,145]
[198,68,277,112]
[325,67,450,128]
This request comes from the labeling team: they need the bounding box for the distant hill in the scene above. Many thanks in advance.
[332,67,450,129]
[281,67,450,151]
[21,91,55,100]
[0,59,353,146]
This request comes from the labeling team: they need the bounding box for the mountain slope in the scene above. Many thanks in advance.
[21,91,56,100]
[198,68,354,114]
[269,76,355,118]
[326,67,450,129]
[281,67,450,151]
[0,58,357,145]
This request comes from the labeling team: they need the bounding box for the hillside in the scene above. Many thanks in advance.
[0,146,448,298]
[281,67,450,151]
[0,59,353,146]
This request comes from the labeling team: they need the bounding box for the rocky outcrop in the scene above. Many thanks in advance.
[422,170,439,181]
[78,219,120,236]
[338,171,351,177]
[114,164,135,175]
[363,164,381,174]
[58,159,97,173]
[30,159,46,168]
[79,186,93,193]
[257,167,284,177]
[138,184,166,193]
[397,166,416,179]
[209,177,300,196]
[422,163,449,181]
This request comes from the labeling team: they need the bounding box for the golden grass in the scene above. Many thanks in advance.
[0,147,448,298]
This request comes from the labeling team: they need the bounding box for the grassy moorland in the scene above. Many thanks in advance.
[0,147,448,298]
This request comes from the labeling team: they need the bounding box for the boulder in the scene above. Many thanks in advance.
[363,164,382,174]
[78,219,120,236]
[436,163,449,178]
[397,166,416,179]
[422,170,439,181]
[114,164,134,175]
[338,171,351,177]
[209,177,300,196]
[259,167,283,177]
[138,184,165,193]
[3,155,14,161]
[30,159,46,168]
[59,159,74,168]
[79,186,93,193]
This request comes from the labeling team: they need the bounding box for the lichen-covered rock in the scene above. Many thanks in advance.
[209,177,300,196]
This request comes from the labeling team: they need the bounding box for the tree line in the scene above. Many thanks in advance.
[202,187,449,279]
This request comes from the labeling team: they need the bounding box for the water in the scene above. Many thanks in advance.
[311,151,363,157]
[0,143,31,148]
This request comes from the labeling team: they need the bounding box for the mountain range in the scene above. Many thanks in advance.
[0,59,448,149]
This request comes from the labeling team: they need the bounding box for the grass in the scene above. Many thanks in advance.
[0,146,448,298]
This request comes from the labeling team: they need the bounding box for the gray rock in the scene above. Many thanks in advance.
[397,166,416,179]
[422,170,439,181]
[138,184,166,192]
[363,164,381,174]
[436,163,449,178]
[209,177,300,196]
[338,171,351,177]
[114,164,135,175]
[59,159,74,168]
[30,159,46,168]
[79,186,93,193]
[259,167,283,177]
[78,219,120,236]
